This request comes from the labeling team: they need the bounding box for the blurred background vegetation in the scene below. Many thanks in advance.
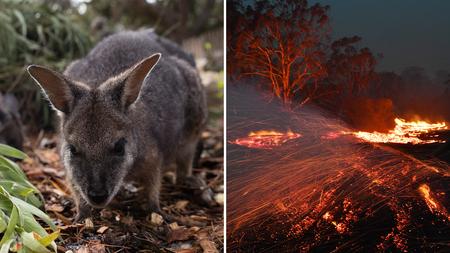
[0,0,223,130]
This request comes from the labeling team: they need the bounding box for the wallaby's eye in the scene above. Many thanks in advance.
[68,144,80,156]
[112,138,126,156]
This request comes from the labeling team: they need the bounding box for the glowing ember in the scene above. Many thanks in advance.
[228,89,450,251]
[418,184,450,221]
[349,118,448,144]
[230,130,301,149]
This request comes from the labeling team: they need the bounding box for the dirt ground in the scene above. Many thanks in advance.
[19,117,223,253]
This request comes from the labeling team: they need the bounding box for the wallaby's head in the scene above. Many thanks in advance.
[27,54,161,207]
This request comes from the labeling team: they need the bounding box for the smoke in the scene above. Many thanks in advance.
[370,67,450,124]
[341,97,395,132]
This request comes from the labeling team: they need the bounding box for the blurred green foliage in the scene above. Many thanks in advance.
[0,0,92,128]
[217,71,224,99]
[87,0,223,42]
[0,0,223,129]
[0,144,59,253]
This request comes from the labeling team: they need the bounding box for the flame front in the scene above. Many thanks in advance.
[230,130,301,149]
[349,118,448,144]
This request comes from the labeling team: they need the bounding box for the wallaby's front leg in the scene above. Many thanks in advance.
[176,141,197,184]
[176,140,215,206]
[134,163,162,213]
[72,187,91,222]
[143,174,161,213]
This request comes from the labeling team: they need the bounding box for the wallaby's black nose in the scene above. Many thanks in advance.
[87,188,108,205]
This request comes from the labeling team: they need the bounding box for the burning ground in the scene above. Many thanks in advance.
[227,86,450,252]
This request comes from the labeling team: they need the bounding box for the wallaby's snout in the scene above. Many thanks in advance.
[86,184,109,206]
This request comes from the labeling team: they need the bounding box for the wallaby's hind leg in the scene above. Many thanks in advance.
[176,139,215,206]
[128,157,162,213]
[176,140,198,184]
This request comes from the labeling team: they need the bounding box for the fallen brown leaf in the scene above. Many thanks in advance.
[174,249,197,253]
[175,200,190,210]
[75,243,106,253]
[199,239,218,253]
[167,227,200,243]
[151,212,164,226]
[97,226,109,234]
[169,222,181,230]
[84,218,94,230]
[45,203,64,212]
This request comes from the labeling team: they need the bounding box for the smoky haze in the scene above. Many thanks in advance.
[315,0,450,74]
[313,0,450,124]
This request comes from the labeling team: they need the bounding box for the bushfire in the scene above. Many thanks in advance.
[229,130,301,149]
[228,102,450,252]
[230,118,448,149]
[349,118,448,144]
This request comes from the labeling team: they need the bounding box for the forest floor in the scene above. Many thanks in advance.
[18,92,224,252]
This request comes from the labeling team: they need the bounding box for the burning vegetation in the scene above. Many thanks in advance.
[229,130,301,149]
[227,0,377,106]
[349,118,448,144]
[227,85,450,252]
[227,0,450,252]
[231,118,448,149]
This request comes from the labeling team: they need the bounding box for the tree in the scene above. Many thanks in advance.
[229,0,330,105]
[325,36,378,97]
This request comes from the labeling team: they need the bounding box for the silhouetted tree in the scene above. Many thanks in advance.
[325,36,378,96]
[229,0,329,105]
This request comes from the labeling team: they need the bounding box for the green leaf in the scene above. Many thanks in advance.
[0,238,14,253]
[0,210,7,233]
[0,144,27,159]
[20,231,52,253]
[38,230,59,247]
[10,196,57,232]
[0,205,18,245]
[22,212,47,237]
[12,9,27,36]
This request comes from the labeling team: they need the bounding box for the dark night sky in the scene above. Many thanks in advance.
[314,0,450,75]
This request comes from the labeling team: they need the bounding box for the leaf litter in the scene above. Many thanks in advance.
[19,122,223,253]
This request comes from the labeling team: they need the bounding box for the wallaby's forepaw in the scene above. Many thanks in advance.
[73,204,92,223]
[183,175,216,207]
[74,210,91,223]
[141,200,161,214]
[142,201,175,223]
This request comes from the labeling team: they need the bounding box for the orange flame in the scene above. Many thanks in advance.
[230,130,301,149]
[418,184,450,221]
[349,118,448,144]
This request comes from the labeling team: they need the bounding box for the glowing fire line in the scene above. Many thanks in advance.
[348,118,448,144]
[230,130,301,149]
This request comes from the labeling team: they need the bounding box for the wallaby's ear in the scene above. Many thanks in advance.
[122,53,161,107]
[27,65,82,114]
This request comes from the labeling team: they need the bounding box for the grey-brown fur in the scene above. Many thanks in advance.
[27,30,207,221]
[0,93,24,150]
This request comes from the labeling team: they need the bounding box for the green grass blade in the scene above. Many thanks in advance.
[0,204,18,245]
[0,144,27,159]
[10,196,57,231]
[0,238,14,253]
[20,231,52,253]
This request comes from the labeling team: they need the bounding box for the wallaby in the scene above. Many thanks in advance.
[0,93,24,150]
[27,30,207,221]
